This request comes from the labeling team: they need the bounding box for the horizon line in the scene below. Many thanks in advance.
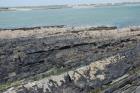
[0,1,140,8]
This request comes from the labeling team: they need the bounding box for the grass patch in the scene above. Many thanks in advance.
[0,81,21,92]
[90,88,102,93]
[0,67,70,91]
[30,67,70,81]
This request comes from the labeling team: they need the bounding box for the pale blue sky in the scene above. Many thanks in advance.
[0,0,139,7]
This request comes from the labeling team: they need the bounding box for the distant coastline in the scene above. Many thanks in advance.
[0,2,140,12]
[0,5,72,12]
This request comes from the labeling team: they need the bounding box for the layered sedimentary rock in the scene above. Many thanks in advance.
[0,26,140,93]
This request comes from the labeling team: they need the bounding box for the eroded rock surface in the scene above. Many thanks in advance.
[0,26,140,93]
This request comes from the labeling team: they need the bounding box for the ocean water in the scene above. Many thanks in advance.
[0,4,140,28]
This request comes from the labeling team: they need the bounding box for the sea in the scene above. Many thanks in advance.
[0,4,140,28]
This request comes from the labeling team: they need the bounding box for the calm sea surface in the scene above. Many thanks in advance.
[0,4,140,28]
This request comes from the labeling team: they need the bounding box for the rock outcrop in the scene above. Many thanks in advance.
[0,26,140,93]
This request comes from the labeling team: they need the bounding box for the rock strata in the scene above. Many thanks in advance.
[0,26,140,93]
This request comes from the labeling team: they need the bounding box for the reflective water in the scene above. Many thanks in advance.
[0,4,140,28]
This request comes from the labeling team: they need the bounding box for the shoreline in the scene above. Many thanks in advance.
[0,25,140,31]
[0,25,66,31]
[0,25,140,40]
[0,25,118,31]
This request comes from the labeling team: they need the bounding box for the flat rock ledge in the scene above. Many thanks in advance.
[0,26,140,93]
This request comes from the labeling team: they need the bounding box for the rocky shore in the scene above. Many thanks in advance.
[0,26,140,93]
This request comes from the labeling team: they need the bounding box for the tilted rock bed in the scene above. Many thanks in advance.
[0,27,140,93]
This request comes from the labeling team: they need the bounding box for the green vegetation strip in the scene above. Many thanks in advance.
[0,81,21,91]
[0,67,70,92]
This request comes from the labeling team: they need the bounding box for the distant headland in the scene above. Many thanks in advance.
[0,2,140,12]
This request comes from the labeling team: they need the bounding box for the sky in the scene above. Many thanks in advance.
[0,0,140,7]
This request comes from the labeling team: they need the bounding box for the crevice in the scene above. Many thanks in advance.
[27,38,135,55]
[27,50,47,54]
[19,60,45,67]
[27,42,97,54]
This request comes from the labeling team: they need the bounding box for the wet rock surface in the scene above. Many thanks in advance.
[0,26,140,93]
